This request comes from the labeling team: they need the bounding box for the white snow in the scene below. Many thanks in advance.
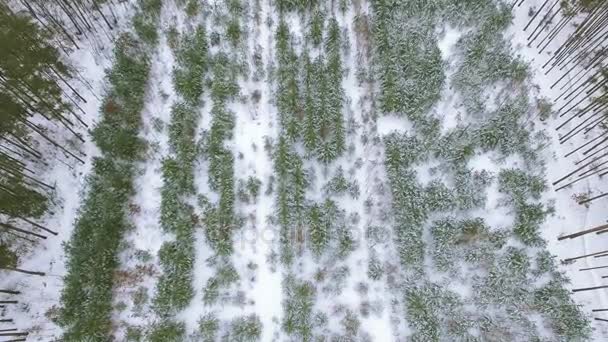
[377,114,412,136]
[4,0,608,340]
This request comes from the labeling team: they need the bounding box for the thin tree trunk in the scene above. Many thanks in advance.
[553,151,608,185]
[0,332,28,337]
[573,285,608,292]
[558,223,608,240]
[0,267,45,276]
[579,192,608,205]
[12,215,58,236]
[23,119,86,163]
[555,166,608,191]
[581,265,608,272]
[0,290,20,295]
[92,1,113,30]
[0,223,46,239]
[564,249,608,262]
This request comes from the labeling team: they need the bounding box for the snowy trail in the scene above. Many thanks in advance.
[338,5,398,339]
[232,0,284,339]
[511,2,608,338]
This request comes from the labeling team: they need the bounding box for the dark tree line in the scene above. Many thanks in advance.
[0,3,88,237]
[0,0,100,313]
[13,0,121,52]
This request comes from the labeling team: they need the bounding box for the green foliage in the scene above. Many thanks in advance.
[0,244,17,268]
[166,103,199,192]
[276,0,318,12]
[153,240,194,315]
[561,0,601,13]
[226,315,263,341]
[132,0,162,45]
[92,36,150,161]
[275,21,302,140]
[0,178,48,218]
[383,137,429,267]
[302,18,346,162]
[238,176,262,204]
[405,287,439,341]
[203,260,239,305]
[132,286,149,313]
[430,217,506,272]
[498,168,551,246]
[423,180,455,212]
[432,126,476,164]
[226,19,242,46]
[173,25,209,104]
[370,1,444,121]
[59,28,157,341]
[59,157,136,340]
[246,176,262,201]
[512,202,550,247]
[384,133,426,170]
[309,12,324,46]
[282,276,316,341]
[133,13,158,46]
[307,203,328,256]
[475,96,539,161]
[139,0,162,15]
[367,252,384,280]
[440,0,506,28]
[370,2,591,340]
[537,98,553,121]
[404,282,475,341]
[274,137,308,264]
[340,310,361,337]
[148,320,186,342]
[126,326,143,341]
[201,53,239,256]
[404,284,471,341]
[533,280,591,340]
[532,250,558,277]
[452,18,528,116]
[453,167,493,211]
[185,0,200,17]
[475,246,531,307]
[153,25,205,321]
[0,7,80,219]
[166,26,180,51]
[323,167,359,198]
[154,106,199,316]
[196,313,219,342]
[498,169,546,203]
[307,198,347,257]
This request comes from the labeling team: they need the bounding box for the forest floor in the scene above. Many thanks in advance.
[2,0,608,341]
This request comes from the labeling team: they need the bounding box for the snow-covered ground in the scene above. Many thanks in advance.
[2,0,608,341]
